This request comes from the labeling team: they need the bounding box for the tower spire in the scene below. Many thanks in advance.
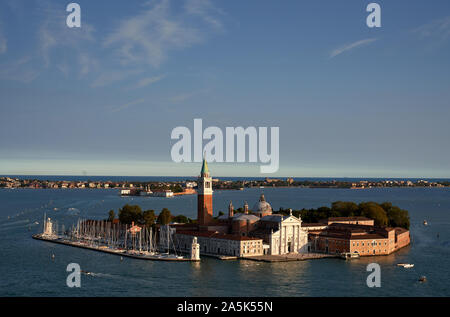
[201,156,209,176]
[198,158,213,227]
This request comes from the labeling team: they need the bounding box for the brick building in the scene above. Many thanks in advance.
[308,223,410,256]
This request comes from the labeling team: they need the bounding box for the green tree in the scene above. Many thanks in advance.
[118,204,143,224]
[108,210,115,222]
[385,205,410,229]
[173,214,189,223]
[143,209,156,227]
[359,202,388,227]
[157,208,172,225]
[331,201,359,217]
[170,184,183,193]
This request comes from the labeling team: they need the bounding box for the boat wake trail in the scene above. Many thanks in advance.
[0,219,30,228]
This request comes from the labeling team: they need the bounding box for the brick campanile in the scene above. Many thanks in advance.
[197,158,213,226]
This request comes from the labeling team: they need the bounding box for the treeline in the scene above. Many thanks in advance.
[107,204,194,226]
[278,201,410,229]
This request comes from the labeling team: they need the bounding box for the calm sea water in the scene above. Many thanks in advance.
[0,187,449,296]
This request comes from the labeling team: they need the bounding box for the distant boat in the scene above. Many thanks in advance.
[397,263,414,268]
[423,220,428,226]
[419,276,427,282]
[81,270,93,276]
[340,252,359,259]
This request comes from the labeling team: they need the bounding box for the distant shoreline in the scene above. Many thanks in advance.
[2,175,450,182]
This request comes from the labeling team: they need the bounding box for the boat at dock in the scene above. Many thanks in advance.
[32,216,199,262]
[340,252,360,259]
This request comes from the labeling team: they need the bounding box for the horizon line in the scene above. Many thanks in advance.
[1,174,449,180]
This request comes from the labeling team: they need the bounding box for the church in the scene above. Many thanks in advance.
[173,158,309,257]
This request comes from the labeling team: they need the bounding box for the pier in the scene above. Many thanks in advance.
[32,234,196,262]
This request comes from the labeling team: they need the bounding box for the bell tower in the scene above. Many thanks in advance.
[198,158,213,226]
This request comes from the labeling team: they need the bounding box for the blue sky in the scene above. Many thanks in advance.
[0,0,450,177]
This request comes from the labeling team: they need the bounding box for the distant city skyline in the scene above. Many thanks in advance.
[1,0,450,177]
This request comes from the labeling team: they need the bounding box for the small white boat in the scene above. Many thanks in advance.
[397,263,414,268]
[423,220,428,226]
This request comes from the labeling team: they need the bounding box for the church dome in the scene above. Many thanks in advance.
[252,194,272,214]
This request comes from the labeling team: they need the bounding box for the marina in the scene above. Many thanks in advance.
[32,216,200,262]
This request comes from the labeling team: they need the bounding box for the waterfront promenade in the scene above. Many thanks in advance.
[242,253,338,262]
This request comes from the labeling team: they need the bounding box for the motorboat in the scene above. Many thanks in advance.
[397,263,414,268]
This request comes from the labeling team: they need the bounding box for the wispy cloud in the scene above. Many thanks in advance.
[184,0,225,30]
[104,0,224,67]
[78,53,98,76]
[131,75,166,90]
[110,98,146,113]
[0,29,6,54]
[91,69,143,88]
[412,16,450,41]
[0,56,39,83]
[37,2,96,69]
[330,38,377,58]
[169,89,208,103]
[1,0,225,87]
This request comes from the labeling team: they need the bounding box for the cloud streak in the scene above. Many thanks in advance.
[91,69,143,88]
[0,56,39,83]
[0,30,6,54]
[330,38,377,58]
[169,89,208,103]
[412,16,450,40]
[110,98,146,113]
[129,75,166,90]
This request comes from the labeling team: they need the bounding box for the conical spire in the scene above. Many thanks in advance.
[201,156,209,176]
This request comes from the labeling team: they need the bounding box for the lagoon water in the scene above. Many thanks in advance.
[1,186,449,296]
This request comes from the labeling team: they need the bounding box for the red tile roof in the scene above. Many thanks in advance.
[328,217,372,221]
[176,230,261,241]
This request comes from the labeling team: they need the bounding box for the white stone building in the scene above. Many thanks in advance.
[250,212,308,255]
